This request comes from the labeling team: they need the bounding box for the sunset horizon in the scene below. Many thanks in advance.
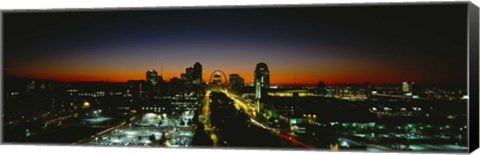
[2,3,474,152]
[4,5,467,87]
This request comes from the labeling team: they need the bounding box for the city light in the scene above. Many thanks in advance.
[82,102,90,109]
[2,61,470,152]
[3,4,471,152]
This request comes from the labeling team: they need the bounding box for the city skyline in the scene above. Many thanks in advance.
[2,3,474,152]
[4,4,468,85]
[3,60,467,86]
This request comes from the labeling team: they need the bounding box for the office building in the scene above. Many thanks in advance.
[146,69,158,85]
[254,62,270,100]
[229,74,245,90]
[402,81,414,96]
[193,62,202,85]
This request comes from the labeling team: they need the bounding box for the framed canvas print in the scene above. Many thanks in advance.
[1,1,479,154]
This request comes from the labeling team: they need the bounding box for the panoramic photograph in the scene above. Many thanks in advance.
[2,3,470,152]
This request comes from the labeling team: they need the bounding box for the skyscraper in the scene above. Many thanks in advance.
[146,69,158,85]
[186,67,194,81]
[254,62,270,100]
[145,69,163,100]
[193,62,202,85]
[402,81,414,96]
[229,74,245,90]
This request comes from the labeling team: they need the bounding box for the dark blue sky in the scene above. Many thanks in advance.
[3,3,468,85]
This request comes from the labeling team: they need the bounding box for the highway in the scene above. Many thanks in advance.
[200,90,219,146]
[220,89,315,150]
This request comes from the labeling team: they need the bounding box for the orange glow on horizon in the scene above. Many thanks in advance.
[7,68,414,85]
[5,60,425,85]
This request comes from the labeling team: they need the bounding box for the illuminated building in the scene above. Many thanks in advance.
[254,62,270,114]
[403,81,414,96]
[126,80,144,104]
[254,62,270,100]
[27,80,35,92]
[146,69,158,85]
[145,69,164,100]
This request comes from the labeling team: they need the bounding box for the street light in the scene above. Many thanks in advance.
[82,101,90,109]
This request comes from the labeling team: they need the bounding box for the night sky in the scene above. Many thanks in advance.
[3,3,468,85]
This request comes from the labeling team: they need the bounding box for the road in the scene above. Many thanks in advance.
[221,89,315,150]
[200,90,219,146]
[39,113,76,126]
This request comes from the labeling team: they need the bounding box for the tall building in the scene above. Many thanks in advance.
[402,81,414,96]
[254,62,270,114]
[186,67,194,81]
[229,74,245,90]
[144,69,165,100]
[193,62,202,85]
[182,62,203,85]
[254,62,270,100]
[126,80,144,108]
[146,69,158,85]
